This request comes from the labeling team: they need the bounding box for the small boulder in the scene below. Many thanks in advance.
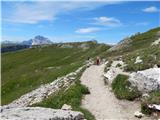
[135,56,143,64]
[61,104,72,110]
[134,111,144,118]
[148,104,160,111]
[142,93,150,99]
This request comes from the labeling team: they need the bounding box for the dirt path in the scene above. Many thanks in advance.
[81,64,151,120]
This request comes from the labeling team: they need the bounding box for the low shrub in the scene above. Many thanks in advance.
[141,102,152,115]
[112,74,141,100]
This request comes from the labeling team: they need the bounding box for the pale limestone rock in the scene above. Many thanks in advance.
[152,38,160,46]
[134,56,143,64]
[142,93,150,99]
[129,68,160,93]
[60,44,73,48]
[1,107,84,120]
[134,111,144,118]
[148,104,160,111]
[61,104,72,110]
[104,60,129,85]
[108,37,132,51]
[78,43,89,50]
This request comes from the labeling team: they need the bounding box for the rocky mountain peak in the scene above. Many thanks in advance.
[22,35,53,46]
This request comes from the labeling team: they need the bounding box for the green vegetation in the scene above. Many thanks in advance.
[102,27,160,72]
[129,27,160,50]
[2,27,160,118]
[112,74,141,100]
[123,45,160,72]
[1,41,110,105]
[141,90,160,115]
[32,68,95,120]
[102,27,160,58]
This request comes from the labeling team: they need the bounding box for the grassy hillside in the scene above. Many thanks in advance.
[101,27,160,70]
[123,45,160,71]
[1,41,110,105]
[103,27,160,58]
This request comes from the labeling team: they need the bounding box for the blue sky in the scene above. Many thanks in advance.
[1,0,160,44]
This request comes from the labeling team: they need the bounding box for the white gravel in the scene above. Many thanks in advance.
[81,64,151,120]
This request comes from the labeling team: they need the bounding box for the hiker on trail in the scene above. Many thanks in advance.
[96,57,100,65]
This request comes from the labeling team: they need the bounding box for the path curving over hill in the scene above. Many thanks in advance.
[81,64,151,120]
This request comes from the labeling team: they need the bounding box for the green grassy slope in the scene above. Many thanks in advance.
[102,27,160,58]
[1,41,110,105]
[123,45,160,71]
[101,27,160,70]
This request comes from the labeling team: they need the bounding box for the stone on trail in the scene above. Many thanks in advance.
[134,111,144,118]
[61,104,72,110]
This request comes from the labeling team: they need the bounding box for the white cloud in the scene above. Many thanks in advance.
[3,1,121,24]
[142,6,159,13]
[93,16,122,26]
[76,27,101,34]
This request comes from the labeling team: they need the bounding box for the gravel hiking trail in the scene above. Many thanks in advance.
[81,64,151,120]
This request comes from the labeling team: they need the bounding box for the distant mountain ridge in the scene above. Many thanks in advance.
[1,35,53,53]
[1,40,19,46]
[22,35,53,45]
[2,35,53,46]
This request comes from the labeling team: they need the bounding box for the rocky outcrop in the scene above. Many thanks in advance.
[1,107,84,120]
[2,62,93,109]
[108,37,132,51]
[22,35,53,46]
[148,104,160,111]
[78,43,89,50]
[103,60,129,85]
[152,38,160,46]
[128,68,160,93]
[60,44,73,48]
